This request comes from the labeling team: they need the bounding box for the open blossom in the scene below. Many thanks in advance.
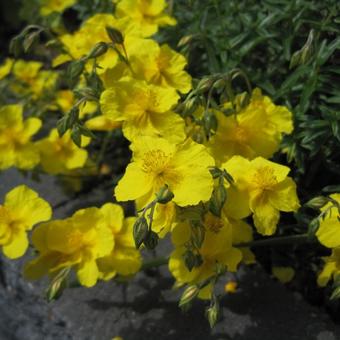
[11,60,57,99]
[222,156,300,235]
[0,185,51,259]
[208,88,293,164]
[24,207,114,287]
[37,129,90,174]
[316,193,340,248]
[116,0,176,37]
[0,104,41,170]
[125,39,192,93]
[169,213,243,299]
[100,79,185,142]
[115,136,215,207]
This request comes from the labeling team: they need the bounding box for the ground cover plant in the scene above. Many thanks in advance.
[0,0,339,329]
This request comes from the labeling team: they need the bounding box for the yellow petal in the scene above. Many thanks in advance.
[5,185,51,229]
[253,199,280,235]
[77,260,99,287]
[115,162,153,202]
[269,177,300,212]
[2,229,28,259]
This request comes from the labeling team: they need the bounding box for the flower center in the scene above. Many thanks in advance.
[252,166,278,190]
[142,149,182,188]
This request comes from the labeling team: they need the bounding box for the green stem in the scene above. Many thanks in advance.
[141,256,169,271]
[235,233,310,248]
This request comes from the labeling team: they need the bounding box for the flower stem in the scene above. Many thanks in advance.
[141,256,169,271]
[235,233,311,248]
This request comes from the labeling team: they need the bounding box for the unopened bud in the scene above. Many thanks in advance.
[206,298,220,328]
[88,42,109,59]
[177,34,194,48]
[179,285,199,309]
[106,26,124,44]
[196,77,213,93]
[305,196,328,209]
[75,87,98,101]
[156,185,174,204]
[143,231,159,250]
[133,217,149,249]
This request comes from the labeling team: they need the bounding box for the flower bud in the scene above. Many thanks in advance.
[156,185,174,204]
[196,77,213,93]
[305,196,328,209]
[106,26,124,44]
[88,42,108,59]
[179,285,199,309]
[206,298,220,328]
[143,231,159,250]
[133,217,149,249]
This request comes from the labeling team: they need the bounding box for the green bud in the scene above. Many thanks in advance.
[196,77,213,93]
[106,26,124,44]
[212,78,225,90]
[156,185,174,204]
[203,111,218,133]
[75,87,98,101]
[46,268,69,302]
[143,231,159,250]
[183,97,197,116]
[133,217,149,249]
[87,42,108,59]
[179,285,199,309]
[206,297,220,328]
[305,196,328,209]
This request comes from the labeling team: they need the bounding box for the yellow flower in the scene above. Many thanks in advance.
[126,40,191,93]
[24,207,114,287]
[316,193,340,248]
[37,129,90,174]
[11,60,57,99]
[223,156,300,235]
[97,203,141,280]
[100,79,185,142]
[0,58,13,80]
[115,136,215,207]
[0,185,51,259]
[169,213,242,299]
[57,14,142,71]
[0,104,41,170]
[40,0,76,16]
[208,89,293,164]
[116,0,176,37]
[317,248,340,287]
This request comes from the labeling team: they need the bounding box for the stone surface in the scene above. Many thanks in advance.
[1,169,340,340]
